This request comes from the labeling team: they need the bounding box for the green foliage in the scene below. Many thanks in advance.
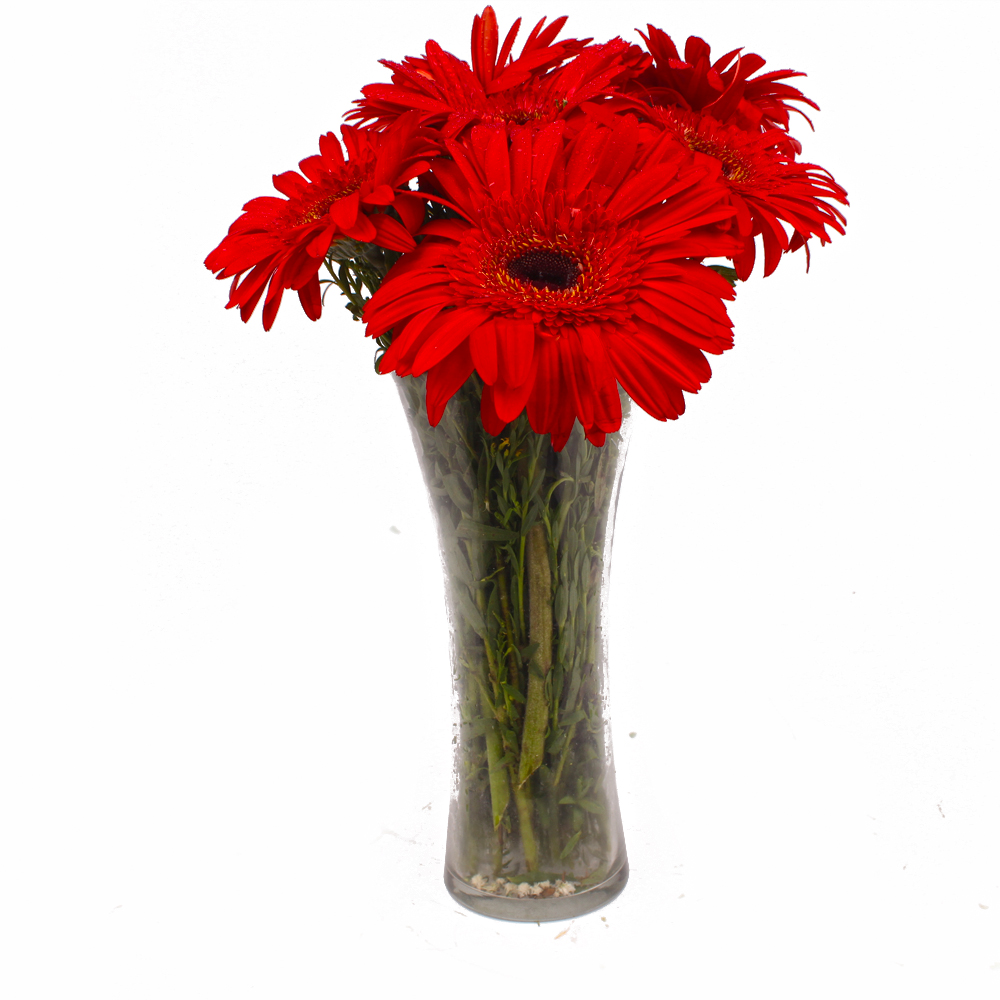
[708,264,739,287]
[320,239,399,324]
[397,373,628,880]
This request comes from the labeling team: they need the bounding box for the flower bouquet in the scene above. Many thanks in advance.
[206,7,846,921]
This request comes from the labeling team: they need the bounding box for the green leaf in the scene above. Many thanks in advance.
[563,670,582,714]
[557,628,576,670]
[489,752,515,774]
[559,708,587,728]
[477,453,489,504]
[527,465,545,505]
[558,830,582,860]
[561,524,579,562]
[516,642,539,666]
[443,538,473,588]
[554,584,569,629]
[576,863,611,887]
[455,520,517,543]
[500,725,520,751]
[521,505,539,536]
[577,798,604,815]
[499,453,512,497]
[501,682,526,704]
[442,472,473,515]
[486,584,500,629]
[456,589,488,639]
[464,717,495,739]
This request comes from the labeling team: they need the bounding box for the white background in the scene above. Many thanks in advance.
[3,1,998,996]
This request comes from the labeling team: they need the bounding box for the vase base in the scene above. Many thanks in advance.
[444,858,629,922]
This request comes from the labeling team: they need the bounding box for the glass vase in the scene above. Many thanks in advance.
[396,373,631,922]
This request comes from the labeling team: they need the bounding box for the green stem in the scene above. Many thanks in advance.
[497,568,520,699]
[471,575,502,707]
[472,581,510,832]
[518,522,553,787]
[478,679,510,832]
[516,533,526,640]
[513,777,539,874]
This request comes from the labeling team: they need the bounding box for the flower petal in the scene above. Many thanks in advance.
[412,306,493,376]
[425,341,475,426]
[495,318,535,387]
[469,320,499,385]
[370,213,417,252]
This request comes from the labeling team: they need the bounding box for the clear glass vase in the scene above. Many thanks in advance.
[396,373,632,921]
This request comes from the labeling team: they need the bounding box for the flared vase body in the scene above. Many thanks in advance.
[397,374,631,921]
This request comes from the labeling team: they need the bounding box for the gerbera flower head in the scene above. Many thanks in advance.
[347,6,648,139]
[205,113,435,331]
[631,26,820,153]
[364,118,743,450]
[648,106,848,278]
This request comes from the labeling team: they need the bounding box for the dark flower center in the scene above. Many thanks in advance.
[506,249,581,291]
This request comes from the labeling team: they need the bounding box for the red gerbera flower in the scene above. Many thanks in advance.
[647,107,848,278]
[364,119,742,450]
[205,114,434,331]
[631,26,821,154]
[347,6,647,139]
